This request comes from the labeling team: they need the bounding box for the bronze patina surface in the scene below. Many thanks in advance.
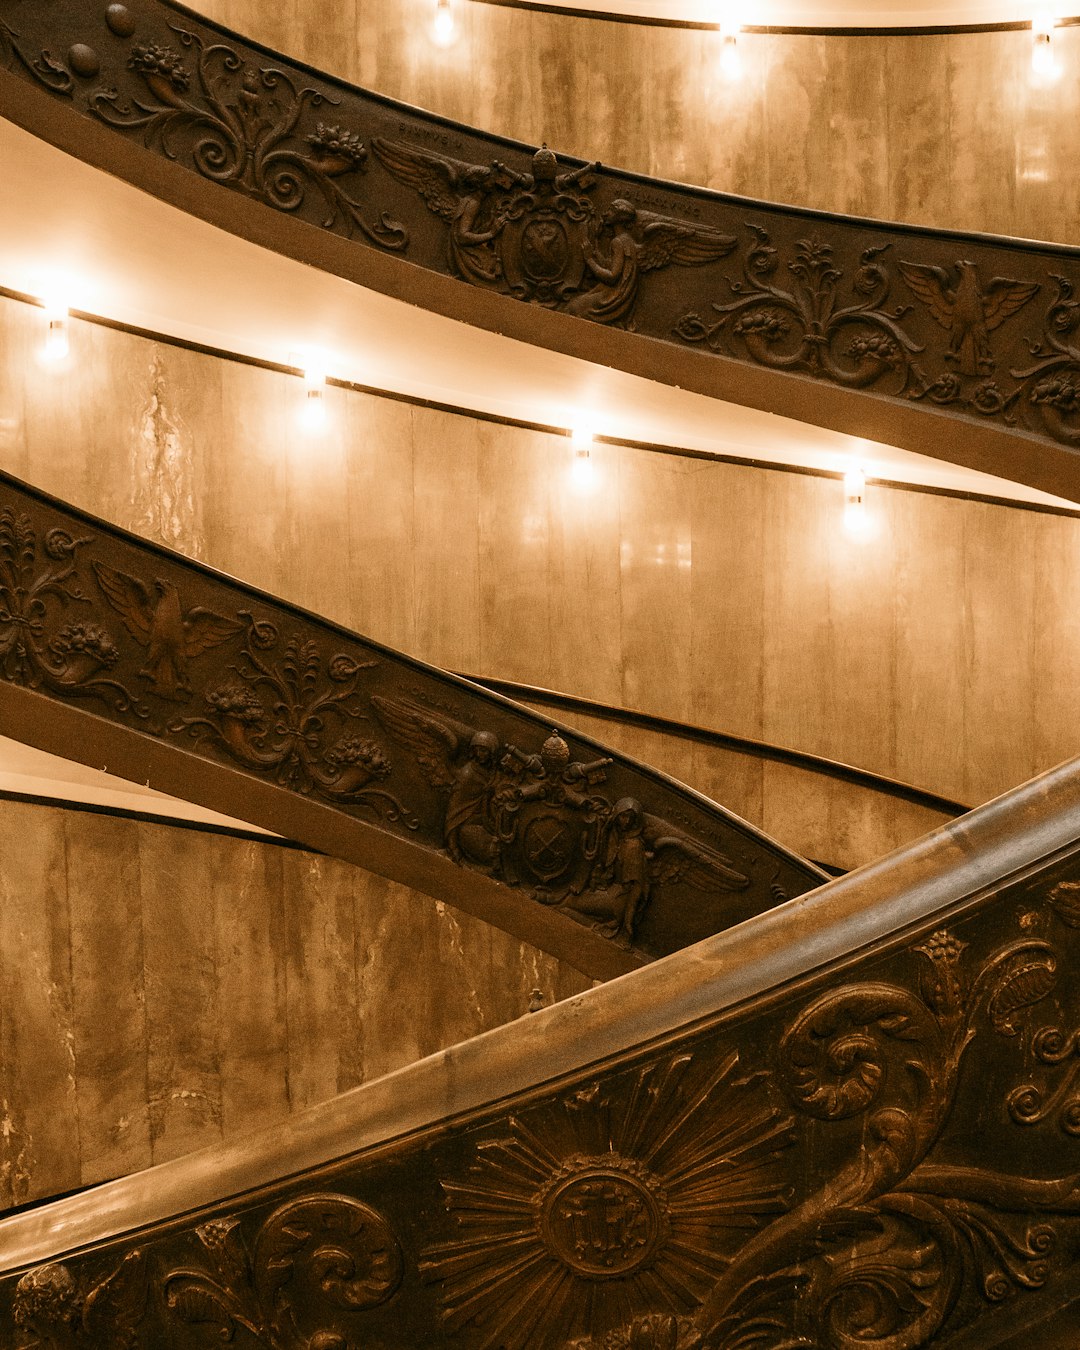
[0,468,824,978]
[2,754,1080,1347]
[3,1,1080,496]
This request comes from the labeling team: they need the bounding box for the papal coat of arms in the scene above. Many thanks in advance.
[373,141,738,327]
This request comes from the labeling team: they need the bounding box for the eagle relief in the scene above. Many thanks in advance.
[372,697,748,946]
[372,140,737,326]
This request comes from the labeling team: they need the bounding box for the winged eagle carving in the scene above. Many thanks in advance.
[898,259,1038,376]
[92,561,244,700]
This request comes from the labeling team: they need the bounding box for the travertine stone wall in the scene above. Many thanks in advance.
[2,295,1078,814]
[0,799,590,1209]
[187,0,1080,245]
[516,702,954,876]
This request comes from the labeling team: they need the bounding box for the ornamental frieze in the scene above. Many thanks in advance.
[0,473,823,967]
[5,0,1080,459]
[3,854,1079,1346]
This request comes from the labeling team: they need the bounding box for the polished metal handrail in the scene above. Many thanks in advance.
[2,752,1079,1345]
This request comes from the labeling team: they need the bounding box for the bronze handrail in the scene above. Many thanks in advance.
[3,0,1080,498]
[2,753,1079,1345]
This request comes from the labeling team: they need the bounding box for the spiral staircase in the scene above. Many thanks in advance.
[1,2,1080,1346]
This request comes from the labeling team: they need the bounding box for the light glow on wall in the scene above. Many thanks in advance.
[1031,11,1061,79]
[569,418,597,491]
[40,302,69,363]
[296,355,329,432]
[843,464,874,537]
[433,0,456,47]
[716,2,744,78]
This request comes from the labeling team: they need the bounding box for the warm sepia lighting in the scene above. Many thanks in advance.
[716,3,743,78]
[1031,12,1060,79]
[41,304,69,362]
[571,418,595,450]
[433,0,455,47]
[571,445,595,490]
[299,360,328,432]
[569,420,597,490]
[843,465,872,537]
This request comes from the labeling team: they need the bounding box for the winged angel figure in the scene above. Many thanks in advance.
[372,138,527,286]
[570,796,750,946]
[565,199,738,327]
[898,259,1039,376]
[373,138,736,325]
[371,694,507,871]
[374,695,749,947]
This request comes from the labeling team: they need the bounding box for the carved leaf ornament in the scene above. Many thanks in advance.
[5,3,1080,449]
[4,876,1080,1347]
[0,478,817,966]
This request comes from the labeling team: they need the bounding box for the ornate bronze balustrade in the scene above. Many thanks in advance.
[0,468,823,978]
[3,754,1080,1347]
[3,1,1080,497]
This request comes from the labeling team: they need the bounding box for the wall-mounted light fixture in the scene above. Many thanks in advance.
[843,464,871,537]
[433,0,455,47]
[40,300,70,363]
[717,4,742,79]
[569,419,596,490]
[1031,11,1060,79]
[299,359,328,431]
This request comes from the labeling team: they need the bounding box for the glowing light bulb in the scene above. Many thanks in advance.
[717,3,742,78]
[41,304,69,362]
[843,465,873,537]
[571,447,595,491]
[299,361,328,432]
[569,419,597,491]
[433,0,455,47]
[1031,12,1060,79]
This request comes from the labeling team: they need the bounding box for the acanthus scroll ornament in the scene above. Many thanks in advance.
[0,18,75,95]
[164,1193,403,1348]
[0,509,147,716]
[675,229,922,392]
[171,622,418,828]
[693,924,1080,1349]
[88,25,407,249]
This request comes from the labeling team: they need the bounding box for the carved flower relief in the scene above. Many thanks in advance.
[1032,373,1080,412]
[12,1264,83,1344]
[127,41,190,100]
[306,123,367,176]
[846,331,902,366]
[323,735,392,793]
[48,622,120,681]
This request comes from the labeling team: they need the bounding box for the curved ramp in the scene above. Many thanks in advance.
[0,467,823,980]
[2,751,1080,1344]
[2,1,1080,498]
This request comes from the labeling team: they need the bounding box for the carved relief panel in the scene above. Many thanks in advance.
[3,848,1080,1347]
[5,0,1080,456]
[0,474,823,969]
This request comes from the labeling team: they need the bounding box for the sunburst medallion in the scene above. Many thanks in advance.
[421,1049,796,1348]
